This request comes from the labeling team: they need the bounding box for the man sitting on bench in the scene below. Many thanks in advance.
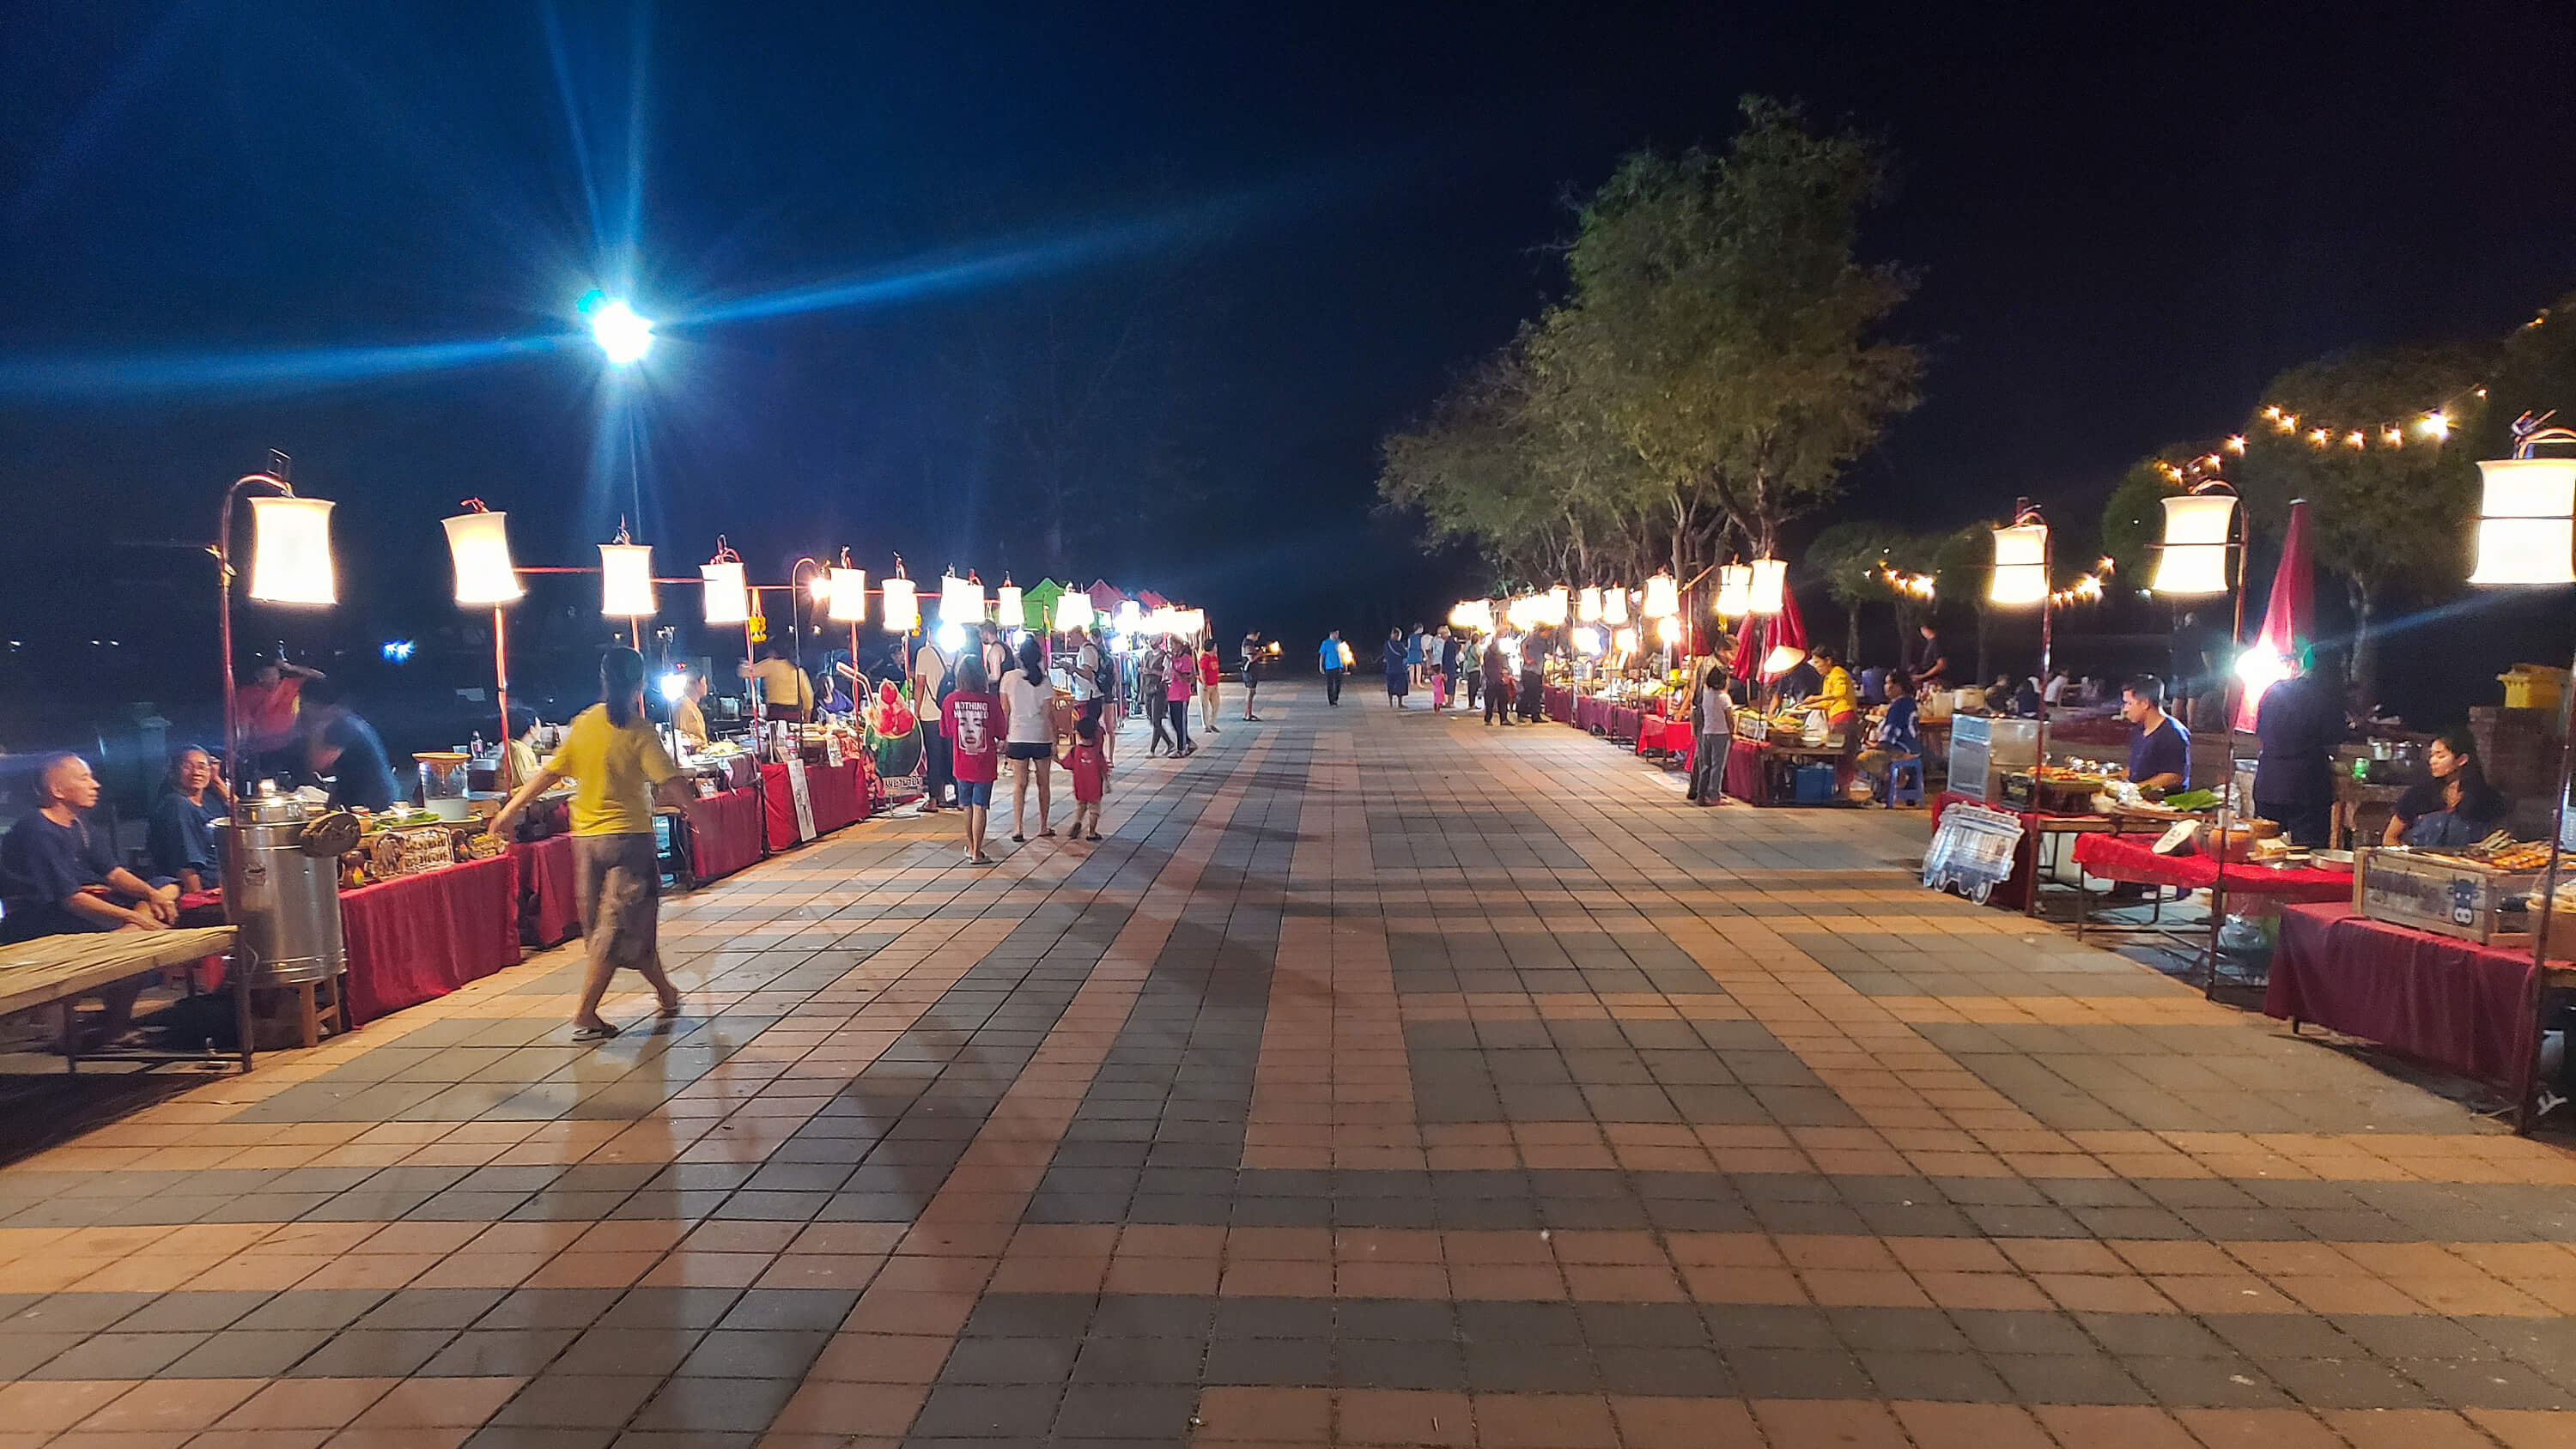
[1,752,180,1050]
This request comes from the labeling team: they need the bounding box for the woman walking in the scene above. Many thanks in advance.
[492,648,695,1041]
[1165,641,1198,755]
[1002,637,1059,841]
[1198,641,1224,734]
[1383,627,1411,708]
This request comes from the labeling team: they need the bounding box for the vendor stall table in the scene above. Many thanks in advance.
[2269,903,2576,1130]
[1722,738,1852,807]
[805,758,868,835]
[2070,832,2354,991]
[340,853,521,1028]
[1636,715,1695,770]
[687,785,765,884]
[1545,685,1574,724]
[2332,779,2409,851]
[1928,791,2111,915]
[509,835,580,948]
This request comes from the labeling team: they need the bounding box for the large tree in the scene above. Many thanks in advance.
[1378,97,1922,585]
[2234,343,2490,708]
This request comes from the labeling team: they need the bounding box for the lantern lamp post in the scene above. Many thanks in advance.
[219,451,337,809]
[441,501,524,749]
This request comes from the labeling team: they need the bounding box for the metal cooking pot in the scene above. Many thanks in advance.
[216,797,347,988]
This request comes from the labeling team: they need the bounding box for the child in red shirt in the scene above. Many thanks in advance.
[1062,716,1109,841]
[941,673,1001,864]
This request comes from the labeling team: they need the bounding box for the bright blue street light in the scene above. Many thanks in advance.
[578,288,653,365]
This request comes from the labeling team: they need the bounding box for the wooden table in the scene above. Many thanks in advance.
[2332,779,2409,850]
[0,926,248,1072]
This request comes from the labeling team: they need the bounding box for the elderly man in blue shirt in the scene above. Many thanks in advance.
[2,752,183,1050]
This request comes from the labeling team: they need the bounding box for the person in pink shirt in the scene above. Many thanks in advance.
[939,656,1000,864]
[1197,642,1223,735]
[1062,715,1109,840]
[1163,644,1197,757]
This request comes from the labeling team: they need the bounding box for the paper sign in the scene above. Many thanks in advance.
[2151,821,2199,855]
[786,758,817,840]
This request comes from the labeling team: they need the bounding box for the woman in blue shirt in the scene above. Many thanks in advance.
[2385,729,2507,849]
[147,746,228,894]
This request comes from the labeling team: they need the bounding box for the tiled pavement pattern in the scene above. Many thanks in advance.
[0,682,2573,1446]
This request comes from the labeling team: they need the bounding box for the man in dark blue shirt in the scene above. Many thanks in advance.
[302,680,402,812]
[1,753,182,1048]
[2122,675,2191,793]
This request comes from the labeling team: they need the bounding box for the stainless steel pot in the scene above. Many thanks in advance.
[216,796,346,987]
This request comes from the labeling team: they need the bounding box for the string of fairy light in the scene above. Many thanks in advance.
[1865,556,2111,609]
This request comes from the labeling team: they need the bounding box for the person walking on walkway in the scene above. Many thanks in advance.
[940,654,999,864]
[1002,637,1059,841]
[1139,642,1173,755]
[1164,642,1197,755]
[1437,627,1463,713]
[1383,627,1411,708]
[1482,635,1515,725]
[492,648,695,1041]
[1319,630,1346,706]
[1239,632,1264,721]
[1517,632,1546,722]
[1404,625,1426,692]
[1198,639,1223,735]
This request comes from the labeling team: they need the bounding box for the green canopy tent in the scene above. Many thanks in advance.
[1024,579,1070,630]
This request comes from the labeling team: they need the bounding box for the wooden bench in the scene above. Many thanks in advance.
[0,926,251,1072]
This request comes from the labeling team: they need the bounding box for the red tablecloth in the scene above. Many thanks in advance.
[340,854,522,1027]
[689,786,764,882]
[2071,834,2354,901]
[1546,686,1574,724]
[1723,737,1769,804]
[1636,716,1697,770]
[1606,705,1643,742]
[2267,903,2537,1095]
[509,834,580,947]
[760,762,805,852]
[806,759,867,835]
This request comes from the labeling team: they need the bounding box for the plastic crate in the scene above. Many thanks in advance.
[1794,763,1838,803]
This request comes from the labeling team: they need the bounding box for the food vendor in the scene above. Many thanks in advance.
[2384,727,2506,848]
[238,653,325,784]
[301,680,401,812]
[2251,652,2340,846]
[741,644,814,722]
[1911,623,1949,690]
[671,665,710,747]
[495,706,544,796]
[146,745,228,894]
[2120,675,2190,794]
[1807,647,1859,729]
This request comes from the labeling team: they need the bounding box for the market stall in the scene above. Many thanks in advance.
[2267,903,2561,1106]
[340,852,521,1027]
[1636,713,1695,769]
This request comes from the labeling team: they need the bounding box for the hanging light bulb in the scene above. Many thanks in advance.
[995,584,1025,628]
[2151,492,2236,597]
[600,543,655,618]
[880,576,919,632]
[246,496,337,606]
[1643,573,1680,619]
[441,509,522,606]
[1989,521,2049,607]
[2468,457,2576,586]
[1612,626,1639,655]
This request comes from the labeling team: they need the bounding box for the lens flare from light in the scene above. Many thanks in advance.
[579,290,653,364]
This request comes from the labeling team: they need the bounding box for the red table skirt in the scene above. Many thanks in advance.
[1546,686,1574,724]
[340,853,522,1027]
[806,760,867,835]
[761,762,804,852]
[690,786,765,882]
[1722,737,1769,804]
[1636,716,1697,770]
[2072,834,2354,901]
[2267,903,2537,1095]
[509,835,580,947]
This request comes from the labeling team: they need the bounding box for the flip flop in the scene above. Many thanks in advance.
[1012,833,1026,843]
[1040,828,1057,838]
[657,999,683,1021]
[572,1022,621,1042]
[1085,831,1103,841]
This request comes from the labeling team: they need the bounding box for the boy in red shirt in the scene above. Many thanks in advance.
[1062,716,1109,841]
[940,666,1002,864]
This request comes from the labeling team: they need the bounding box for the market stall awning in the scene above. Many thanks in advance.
[1023,579,1066,628]
[1136,589,1170,609]
[1086,579,1130,613]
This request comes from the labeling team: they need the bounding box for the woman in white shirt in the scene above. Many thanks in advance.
[1000,636,1059,841]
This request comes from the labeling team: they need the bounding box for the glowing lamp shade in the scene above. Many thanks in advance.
[1613,627,1639,654]
[1748,558,1788,615]
[1989,523,2050,607]
[2468,458,2576,586]
[992,585,1023,628]
[939,574,983,626]
[1577,585,1604,622]
[1054,591,1094,632]
[1643,573,1680,619]
[2151,494,2237,597]
[599,543,655,618]
[441,511,522,606]
[1543,585,1571,626]
[246,496,337,606]
[1603,588,1631,626]
[880,576,919,632]
[1116,600,1143,634]
[1762,645,1807,678]
[1713,565,1753,618]
[701,561,750,626]
[827,567,868,623]
[1654,613,1679,644]
[1448,598,1492,633]
[1574,627,1605,657]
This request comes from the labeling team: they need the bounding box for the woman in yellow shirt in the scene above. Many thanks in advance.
[493,649,699,1041]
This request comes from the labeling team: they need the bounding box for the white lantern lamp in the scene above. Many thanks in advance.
[828,564,868,623]
[1643,573,1680,620]
[881,573,920,633]
[996,581,1026,629]
[2151,488,2239,597]
[1988,519,2050,608]
[1604,588,1631,626]
[443,502,523,750]
[1055,591,1094,633]
[600,540,656,631]
[939,573,984,627]
[1577,585,1603,623]
[701,545,750,627]
[2469,457,2576,586]
[219,452,338,806]
[1748,558,1788,615]
[1713,565,1753,618]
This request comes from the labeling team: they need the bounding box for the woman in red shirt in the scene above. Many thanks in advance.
[1164,645,1197,757]
[939,656,1001,864]
[1196,642,1222,736]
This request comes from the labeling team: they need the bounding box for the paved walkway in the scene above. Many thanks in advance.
[1,679,2572,1447]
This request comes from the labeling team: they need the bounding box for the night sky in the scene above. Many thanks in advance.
[4,2,2573,748]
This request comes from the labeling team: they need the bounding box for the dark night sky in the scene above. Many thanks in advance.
[3,1,2573,743]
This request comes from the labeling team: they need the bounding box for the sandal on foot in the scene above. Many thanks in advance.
[1012,833,1026,843]
[1086,831,1103,841]
[1040,828,1057,838]
[572,1022,621,1042]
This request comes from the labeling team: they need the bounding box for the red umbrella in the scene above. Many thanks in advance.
[2233,498,2316,731]
[1731,586,1810,681]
